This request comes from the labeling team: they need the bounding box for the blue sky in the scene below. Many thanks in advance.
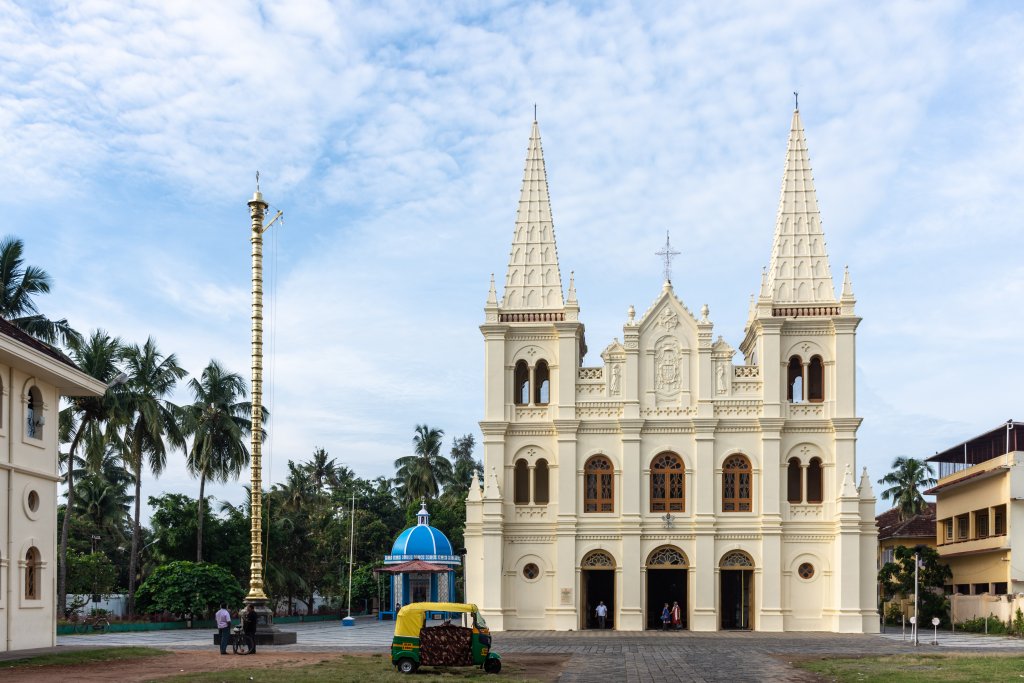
[4,0,1023,517]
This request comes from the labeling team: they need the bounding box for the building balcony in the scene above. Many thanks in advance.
[937,533,1009,557]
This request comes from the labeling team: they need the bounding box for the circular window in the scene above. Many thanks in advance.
[23,486,41,520]
[798,562,815,580]
[28,490,39,512]
[522,563,540,580]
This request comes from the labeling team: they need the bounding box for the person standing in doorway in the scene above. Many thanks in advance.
[215,602,231,655]
[661,603,671,630]
[671,601,682,630]
[595,600,608,629]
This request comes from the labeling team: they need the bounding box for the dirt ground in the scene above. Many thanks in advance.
[2,650,569,682]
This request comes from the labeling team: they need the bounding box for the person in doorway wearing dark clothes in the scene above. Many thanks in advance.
[595,600,608,629]
[215,602,231,655]
[661,603,671,630]
[243,604,259,653]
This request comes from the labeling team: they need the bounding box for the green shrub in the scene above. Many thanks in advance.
[1012,607,1024,636]
[884,602,904,625]
[958,614,1008,634]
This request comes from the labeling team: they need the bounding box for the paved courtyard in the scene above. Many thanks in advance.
[53,618,1024,682]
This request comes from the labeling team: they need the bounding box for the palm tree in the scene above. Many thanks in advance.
[0,235,81,346]
[303,447,347,495]
[393,424,452,504]
[877,456,937,521]
[182,360,252,562]
[118,337,187,616]
[57,330,125,615]
[444,434,479,499]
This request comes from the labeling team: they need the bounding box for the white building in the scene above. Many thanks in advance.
[0,319,105,651]
[464,109,878,633]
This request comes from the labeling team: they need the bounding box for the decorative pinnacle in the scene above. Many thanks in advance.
[655,231,680,283]
[841,266,855,300]
[627,304,636,325]
[487,274,498,305]
[567,270,577,303]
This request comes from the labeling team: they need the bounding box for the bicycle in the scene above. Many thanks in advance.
[74,613,110,634]
[231,625,255,655]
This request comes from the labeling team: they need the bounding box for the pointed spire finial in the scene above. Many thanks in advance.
[841,266,854,299]
[655,231,681,284]
[533,103,537,122]
[793,91,799,111]
[487,274,498,305]
[567,270,577,303]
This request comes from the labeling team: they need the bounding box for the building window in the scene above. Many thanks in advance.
[786,458,802,503]
[994,582,1008,594]
[944,519,953,541]
[976,510,989,538]
[522,563,540,580]
[881,548,895,565]
[957,515,968,540]
[722,455,752,512]
[787,356,803,402]
[995,506,1006,535]
[533,360,550,405]
[798,563,815,580]
[514,361,530,405]
[24,547,41,600]
[26,386,43,439]
[807,355,824,402]
[650,452,685,512]
[584,456,614,513]
[514,459,530,504]
[534,459,549,505]
[806,458,823,504]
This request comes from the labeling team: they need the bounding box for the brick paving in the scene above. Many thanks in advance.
[51,618,1024,682]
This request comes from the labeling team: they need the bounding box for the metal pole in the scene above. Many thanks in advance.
[348,492,355,616]
[914,552,920,646]
[247,189,269,604]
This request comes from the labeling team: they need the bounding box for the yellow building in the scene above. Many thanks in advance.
[925,421,1022,596]
[876,504,937,570]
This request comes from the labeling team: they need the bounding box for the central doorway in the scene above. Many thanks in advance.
[719,550,754,630]
[645,546,689,629]
[581,551,615,629]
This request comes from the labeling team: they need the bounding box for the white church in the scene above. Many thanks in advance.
[464,108,879,633]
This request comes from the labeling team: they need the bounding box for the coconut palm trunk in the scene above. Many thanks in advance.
[127,444,143,617]
[197,471,206,562]
[57,428,84,617]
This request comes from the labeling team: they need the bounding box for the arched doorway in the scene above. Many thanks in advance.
[645,546,688,630]
[719,550,754,630]
[581,551,615,630]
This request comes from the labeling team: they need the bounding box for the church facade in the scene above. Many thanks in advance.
[464,109,879,633]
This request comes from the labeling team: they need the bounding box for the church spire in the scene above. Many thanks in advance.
[764,107,837,305]
[501,118,565,310]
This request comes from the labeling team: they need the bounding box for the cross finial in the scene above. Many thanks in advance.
[256,170,260,191]
[655,231,681,283]
[793,91,799,110]
[533,103,537,121]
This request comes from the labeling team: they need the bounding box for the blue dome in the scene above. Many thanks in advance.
[391,524,453,557]
[386,501,457,564]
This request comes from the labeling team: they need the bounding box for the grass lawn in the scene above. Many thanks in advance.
[798,653,1024,682]
[159,653,542,683]
[1,646,169,668]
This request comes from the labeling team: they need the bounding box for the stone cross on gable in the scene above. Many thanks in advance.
[656,231,680,283]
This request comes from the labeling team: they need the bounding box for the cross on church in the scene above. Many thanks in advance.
[656,231,680,283]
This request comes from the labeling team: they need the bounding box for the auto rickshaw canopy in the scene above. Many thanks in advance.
[394,602,480,638]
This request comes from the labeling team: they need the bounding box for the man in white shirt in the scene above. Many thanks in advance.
[215,602,232,654]
[595,600,608,629]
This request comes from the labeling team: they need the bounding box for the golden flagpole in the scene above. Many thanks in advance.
[244,176,293,644]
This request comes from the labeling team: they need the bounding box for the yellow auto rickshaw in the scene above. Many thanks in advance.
[391,602,501,674]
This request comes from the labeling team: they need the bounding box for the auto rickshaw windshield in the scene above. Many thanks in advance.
[473,611,487,629]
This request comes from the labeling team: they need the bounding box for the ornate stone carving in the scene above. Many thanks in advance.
[655,340,683,395]
[647,547,688,567]
[657,308,679,330]
[581,551,615,568]
[610,364,621,395]
[578,367,603,380]
[719,551,754,568]
[734,366,760,378]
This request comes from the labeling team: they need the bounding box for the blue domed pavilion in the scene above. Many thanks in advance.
[377,501,460,615]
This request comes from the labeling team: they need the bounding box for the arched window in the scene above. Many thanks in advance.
[514,459,530,504]
[722,455,752,512]
[534,459,549,505]
[807,457,823,504]
[24,546,41,600]
[514,361,530,405]
[807,356,824,402]
[787,457,802,503]
[26,386,43,439]
[650,452,685,512]
[584,456,614,513]
[787,356,803,403]
[534,360,550,405]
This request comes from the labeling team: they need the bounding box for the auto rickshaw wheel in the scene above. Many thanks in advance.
[484,657,502,674]
[396,658,418,674]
